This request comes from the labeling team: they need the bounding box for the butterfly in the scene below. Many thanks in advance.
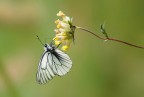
[36,36,72,84]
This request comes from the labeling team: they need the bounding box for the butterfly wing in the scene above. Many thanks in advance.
[50,49,72,76]
[36,51,55,84]
[36,49,72,84]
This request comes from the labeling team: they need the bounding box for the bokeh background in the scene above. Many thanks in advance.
[0,0,144,97]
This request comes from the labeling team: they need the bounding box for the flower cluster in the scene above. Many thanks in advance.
[53,11,75,51]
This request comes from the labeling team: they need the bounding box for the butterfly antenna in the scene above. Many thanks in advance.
[50,39,61,48]
[50,40,56,47]
[36,35,44,46]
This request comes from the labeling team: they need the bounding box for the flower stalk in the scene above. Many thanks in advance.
[53,11,144,51]
[76,26,144,49]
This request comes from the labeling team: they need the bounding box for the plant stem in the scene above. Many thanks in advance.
[76,26,144,49]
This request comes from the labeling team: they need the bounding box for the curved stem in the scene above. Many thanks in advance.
[107,38,144,49]
[76,26,105,40]
[76,26,144,49]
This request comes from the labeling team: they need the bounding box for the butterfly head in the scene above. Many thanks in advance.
[44,44,54,51]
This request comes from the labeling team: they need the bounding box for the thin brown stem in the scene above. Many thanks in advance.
[76,26,144,49]
[76,26,105,40]
[107,38,144,49]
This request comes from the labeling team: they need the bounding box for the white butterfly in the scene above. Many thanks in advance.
[36,43,72,84]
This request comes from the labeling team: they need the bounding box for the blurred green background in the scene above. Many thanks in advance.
[0,0,144,97]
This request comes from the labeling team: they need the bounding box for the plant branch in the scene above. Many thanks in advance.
[76,26,144,49]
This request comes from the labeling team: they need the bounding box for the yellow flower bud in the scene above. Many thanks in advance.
[61,45,69,51]
[56,34,67,40]
[57,24,62,28]
[54,40,61,45]
[61,32,67,36]
[54,29,59,34]
[57,11,65,17]
[55,19,60,24]
[53,36,58,40]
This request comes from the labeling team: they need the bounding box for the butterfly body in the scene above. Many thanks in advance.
[37,44,72,84]
[44,44,54,51]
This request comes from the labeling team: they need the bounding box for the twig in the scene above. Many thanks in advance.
[76,26,144,49]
